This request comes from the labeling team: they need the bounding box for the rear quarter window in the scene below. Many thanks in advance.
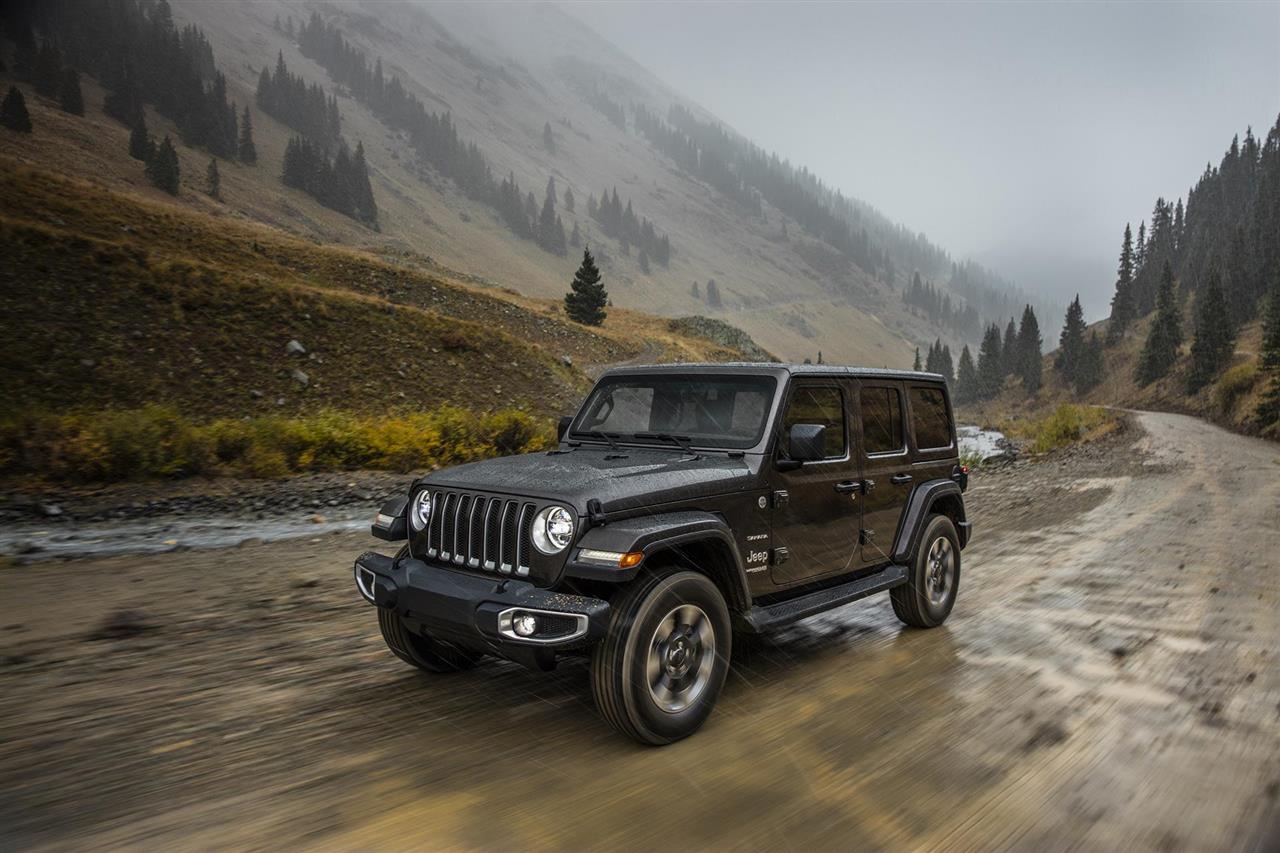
[909,386,952,450]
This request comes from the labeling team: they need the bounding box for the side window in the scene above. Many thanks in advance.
[909,386,952,450]
[861,386,904,454]
[781,385,846,458]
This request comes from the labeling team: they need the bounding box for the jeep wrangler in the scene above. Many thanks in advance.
[354,364,971,744]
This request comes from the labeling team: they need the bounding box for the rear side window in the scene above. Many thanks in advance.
[861,386,904,454]
[782,385,846,458]
[909,386,952,450]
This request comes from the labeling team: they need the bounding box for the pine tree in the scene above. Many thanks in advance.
[1255,272,1280,430]
[350,141,378,226]
[1075,332,1104,394]
[1,86,32,133]
[1056,295,1086,384]
[1135,221,1146,270]
[569,220,581,247]
[11,25,36,82]
[57,69,83,116]
[1108,223,1135,342]
[940,343,954,384]
[1135,261,1182,385]
[977,324,1004,399]
[146,135,181,195]
[706,279,722,309]
[33,40,61,98]
[129,114,153,161]
[912,347,922,371]
[956,345,978,403]
[638,248,650,274]
[543,121,555,154]
[1002,319,1018,376]
[1186,270,1234,393]
[564,186,574,212]
[103,63,143,128]
[690,281,700,299]
[1224,227,1251,327]
[564,248,607,326]
[206,157,221,199]
[238,105,257,164]
[1017,304,1042,393]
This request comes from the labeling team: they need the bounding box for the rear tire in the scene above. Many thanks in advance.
[591,568,731,745]
[378,608,482,673]
[891,513,960,628]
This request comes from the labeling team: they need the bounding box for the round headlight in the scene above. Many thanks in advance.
[532,505,575,554]
[410,491,432,530]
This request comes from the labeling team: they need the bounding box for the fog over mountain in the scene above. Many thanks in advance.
[566,1,1280,321]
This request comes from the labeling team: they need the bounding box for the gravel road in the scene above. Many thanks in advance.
[1,410,1277,850]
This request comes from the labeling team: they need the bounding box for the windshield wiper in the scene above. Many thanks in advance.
[634,432,700,458]
[571,430,629,456]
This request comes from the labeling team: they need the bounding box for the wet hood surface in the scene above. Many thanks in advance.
[418,447,763,512]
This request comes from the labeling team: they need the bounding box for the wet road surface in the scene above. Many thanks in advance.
[1,411,1277,850]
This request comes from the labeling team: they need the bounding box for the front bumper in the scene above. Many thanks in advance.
[354,551,610,665]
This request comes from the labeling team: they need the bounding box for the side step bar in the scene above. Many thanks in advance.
[736,564,909,634]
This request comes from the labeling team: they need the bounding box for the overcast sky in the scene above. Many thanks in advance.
[564,1,1280,320]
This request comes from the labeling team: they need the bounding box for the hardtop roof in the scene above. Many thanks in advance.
[599,362,946,383]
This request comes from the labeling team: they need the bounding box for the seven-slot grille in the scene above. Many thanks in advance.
[418,490,536,576]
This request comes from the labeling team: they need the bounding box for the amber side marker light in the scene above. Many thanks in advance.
[578,549,646,569]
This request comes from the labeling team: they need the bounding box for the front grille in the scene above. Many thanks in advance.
[419,489,535,576]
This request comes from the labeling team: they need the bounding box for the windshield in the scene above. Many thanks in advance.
[571,374,777,449]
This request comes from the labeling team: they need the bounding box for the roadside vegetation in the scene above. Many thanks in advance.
[1014,404,1121,454]
[0,161,770,485]
[0,406,552,483]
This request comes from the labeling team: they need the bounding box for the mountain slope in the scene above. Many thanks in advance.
[2,0,1043,370]
[0,154,769,421]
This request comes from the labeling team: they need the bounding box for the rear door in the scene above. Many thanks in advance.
[906,381,958,485]
[855,380,914,566]
[768,379,862,586]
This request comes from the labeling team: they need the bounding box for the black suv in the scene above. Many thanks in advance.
[354,364,971,744]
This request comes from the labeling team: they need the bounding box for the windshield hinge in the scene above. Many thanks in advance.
[586,498,607,527]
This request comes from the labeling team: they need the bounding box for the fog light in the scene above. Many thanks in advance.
[513,612,539,637]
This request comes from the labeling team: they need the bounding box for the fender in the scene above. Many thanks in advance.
[891,479,969,563]
[564,510,751,610]
[371,495,408,542]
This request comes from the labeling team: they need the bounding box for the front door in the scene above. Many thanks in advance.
[856,380,914,566]
[769,380,862,586]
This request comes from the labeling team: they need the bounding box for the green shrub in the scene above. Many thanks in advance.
[1213,363,1258,414]
[0,405,555,483]
[1026,404,1114,454]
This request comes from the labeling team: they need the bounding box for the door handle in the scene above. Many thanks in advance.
[834,481,862,494]
[891,474,913,485]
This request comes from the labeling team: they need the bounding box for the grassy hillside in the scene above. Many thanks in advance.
[960,310,1271,439]
[0,157,769,420]
[0,0,1020,368]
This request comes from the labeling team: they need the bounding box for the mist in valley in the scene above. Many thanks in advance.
[567,0,1280,320]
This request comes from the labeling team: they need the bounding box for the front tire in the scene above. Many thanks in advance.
[891,513,960,628]
[591,569,732,745]
[378,608,483,672]
[376,546,482,673]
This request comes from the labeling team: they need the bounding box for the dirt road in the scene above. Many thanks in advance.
[1,411,1277,850]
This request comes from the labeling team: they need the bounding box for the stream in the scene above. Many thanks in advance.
[4,426,1011,561]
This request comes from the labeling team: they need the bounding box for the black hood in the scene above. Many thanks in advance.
[418,447,763,513]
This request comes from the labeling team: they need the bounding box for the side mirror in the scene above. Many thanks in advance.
[787,423,828,463]
[557,415,573,442]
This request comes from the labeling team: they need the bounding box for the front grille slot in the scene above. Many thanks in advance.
[420,489,536,576]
